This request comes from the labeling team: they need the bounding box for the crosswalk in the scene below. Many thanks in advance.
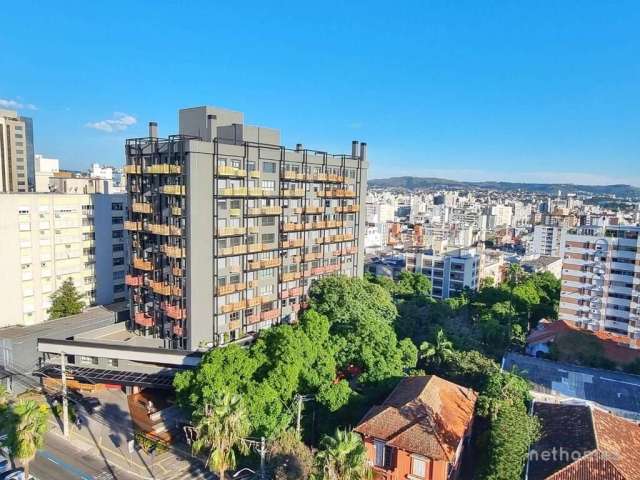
[161,465,217,479]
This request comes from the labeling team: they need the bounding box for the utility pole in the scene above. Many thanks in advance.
[259,436,266,480]
[296,394,302,435]
[60,352,69,438]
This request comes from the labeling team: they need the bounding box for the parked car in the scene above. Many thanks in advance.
[0,457,11,474]
[81,397,101,414]
[0,469,35,480]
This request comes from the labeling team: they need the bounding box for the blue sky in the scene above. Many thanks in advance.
[2,1,639,185]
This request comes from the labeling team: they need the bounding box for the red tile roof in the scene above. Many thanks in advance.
[354,376,477,462]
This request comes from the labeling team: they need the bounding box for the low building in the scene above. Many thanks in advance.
[526,402,640,480]
[520,255,562,279]
[354,375,477,480]
[366,254,405,279]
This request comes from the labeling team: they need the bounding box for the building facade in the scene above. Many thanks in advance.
[529,225,563,257]
[0,193,127,328]
[125,106,368,350]
[559,225,640,347]
[406,248,480,299]
[0,109,35,192]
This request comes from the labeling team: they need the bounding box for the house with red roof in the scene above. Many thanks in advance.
[354,375,477,480]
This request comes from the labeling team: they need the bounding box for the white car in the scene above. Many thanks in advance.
[0,457,11,474]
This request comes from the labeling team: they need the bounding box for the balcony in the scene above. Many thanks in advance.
[282,239,304,249]
[144,164,182,174]
[281,170,305,181]
[282,188,305,197]
[147,224,182,236]
[246,313,261,325]
[220,300,247,314]
[149,280,171,296]
[311,266,327,276]
[216,283,246,296]
[218,165,247,177]
[281,271,302,282]
[334,204,359,214]
[228,319,242,331]
[248,258,282,270]
[160,185,185,195]
[172,266,184,277]
[303,252,322,262]
[221,187,248,197]
[161,245,186,258]
[125,274,143,287]
[165,304,186,320]
[124,165,142,174]
[280,289,290,299]
[173,324,184,336]
[282,223,304,232]
[132,202,153,214]
[133,257,153,271]
[289,287,302,297]
[135,312,153,327]
[171,206,182,216]
[247,296,264,307]
[124,221,143,231]
[325,264,340,273]
[317,189,356,198]
[261,309,279,321]
[248,206,282,216]
[217,226,247,237]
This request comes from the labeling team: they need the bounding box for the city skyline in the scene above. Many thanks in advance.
[2,1,639,186]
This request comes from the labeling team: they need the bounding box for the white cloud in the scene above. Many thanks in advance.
[0,98,37,110]
[86,112,137,133]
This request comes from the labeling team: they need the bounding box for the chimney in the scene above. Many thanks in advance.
[207,114,216,141]
[352,141,360,158]
[359,142,367,162]
[148,122,158,138]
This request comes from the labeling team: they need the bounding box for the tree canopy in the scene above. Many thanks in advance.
[48,278,84,319]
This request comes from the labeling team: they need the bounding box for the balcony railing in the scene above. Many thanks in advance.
[147,224,182,236]
[171,206,182,216]
[124,165,141,174]
[133,257,153,271]
[217,226,247,237]
[124,221,143,231]
[173,324,184,336]
[145,164,182,174]
[161,245,186,258]
[134,312,153,327]
[132,202,153,214]
[316,189,356,198]
[172,266,184,277]
[125,274,143,287]
[247,258,281,270]
[281,271,302,282]
[282,188,305,197]
[218,166,247,177]
[221,187,248,197]
[228,319,242,331]
[248,206,282,216]
[149,280,171,296]
[246,313,261,325]
[261,309,279,321]
[164,304,186,320]
[282,239,304,248]
[216,282,247,296]
[160,185,185,195]
[335,205,359,213]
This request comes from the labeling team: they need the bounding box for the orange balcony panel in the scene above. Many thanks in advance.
[246,314,261,325]
[165,305,186,320]
[132,202,153,214]
[124,221,142,231]
[280,290,290,299]
[133,257,153,271]
[125,275,143,287]
[311,266,326,276]
[261,309,279,321]
[289,287,302,297]
[135,312,153,328]
[228,319,242,331]
[173,324,184,336]
[172,266,184,277]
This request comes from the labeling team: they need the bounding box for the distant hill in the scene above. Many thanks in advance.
[368,176,640,198]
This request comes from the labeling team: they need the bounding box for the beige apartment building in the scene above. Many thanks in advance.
[0,109,34,192]
[559,225,640,347]
[0,193,128,328]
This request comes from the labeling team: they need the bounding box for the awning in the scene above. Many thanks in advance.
[33,364,176,389]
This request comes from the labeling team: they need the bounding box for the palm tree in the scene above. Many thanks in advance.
[6,400,49,478]
[419,328,454,368]
[316,429,371,480]
[192,392,250,480]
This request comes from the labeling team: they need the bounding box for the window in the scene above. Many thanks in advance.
[230,311,240,321]
[411,456,427,478]
[113,271,125,280]
[112,202,123,210]
[106,358,119,367]
[262,217,275,227]
[113,244,124,252]
[112,217,123,225]
[80,356,98,365]
[263,162,276,173]
[374,441,393,468]
[262,233,275,244]
[113,257,124,266]
[113,284,125,293]
[112,230,123,239]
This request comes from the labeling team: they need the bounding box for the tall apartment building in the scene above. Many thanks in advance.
[406,248,480,299]
[125,106,368,350]
[528,225,563,257]
[559,225,640,347]
[0,109,35,192]
[0,193,128,328]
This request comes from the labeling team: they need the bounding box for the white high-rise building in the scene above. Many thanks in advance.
[529,225,563,257]
[0,109,35,192]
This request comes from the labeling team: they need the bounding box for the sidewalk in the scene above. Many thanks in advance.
[47,391,215,480]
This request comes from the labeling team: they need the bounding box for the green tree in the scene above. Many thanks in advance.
[394,271,432,297]
[419,328,454,369]
[48,278,84,319]
[5,400,50,479]
[316,429,371,480]
[192,392,250,480]
[267,429,316,480]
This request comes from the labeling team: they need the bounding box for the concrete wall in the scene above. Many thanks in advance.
[186,140,215,350]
